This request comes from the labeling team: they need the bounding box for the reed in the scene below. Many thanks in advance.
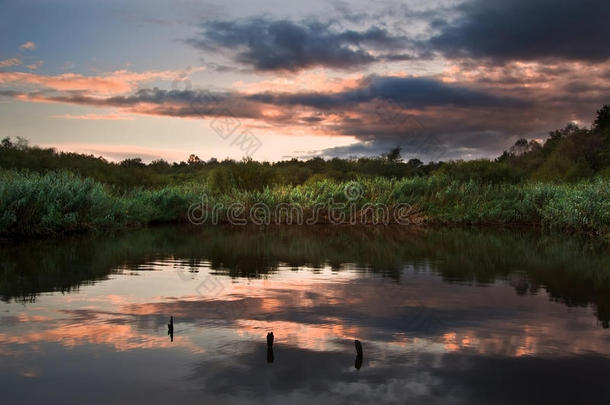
[1,170,608,239]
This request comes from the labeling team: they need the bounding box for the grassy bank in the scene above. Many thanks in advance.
[1,170,608,239]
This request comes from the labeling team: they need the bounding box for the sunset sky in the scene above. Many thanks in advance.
[1,0,609,162]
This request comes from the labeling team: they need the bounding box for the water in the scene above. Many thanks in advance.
[1,225,610,404]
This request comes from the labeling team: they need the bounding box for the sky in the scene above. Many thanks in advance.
[1,0,609,163]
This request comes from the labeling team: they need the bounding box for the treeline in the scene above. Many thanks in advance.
[0,138,442,191]
[1,106,609,191]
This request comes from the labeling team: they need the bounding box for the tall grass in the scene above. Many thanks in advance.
[0,171,202,235]
[1,170,608,238]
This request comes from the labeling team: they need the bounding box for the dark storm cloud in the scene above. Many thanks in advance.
[312,139,455,162]
[248,76,526,109]
[428,0,610,62]
[187,0,610,71]
[311,126,514,162]
[187,17,415,71]
[364,76,526,108]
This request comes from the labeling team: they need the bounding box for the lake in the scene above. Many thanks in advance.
[1,225,610,404]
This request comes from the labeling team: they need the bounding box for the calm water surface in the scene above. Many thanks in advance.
[1,226,610,404]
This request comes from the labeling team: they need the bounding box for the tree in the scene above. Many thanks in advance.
[385,146,402,163]
[119,158,145,168]
[508,138,541,157]
[15,136,29,150]
[593,105,610,132]
[149,159,170,170]
[509,138,529,156]
[407,158,423,168]
[187,154,201,165]
[1,137,13,148]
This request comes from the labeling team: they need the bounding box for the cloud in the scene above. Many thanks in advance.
[188,1,610,73]
[234,71,363,94]
[11,75,525,121]
[19,41,36,50]
[3,59,608,161]
[249,75,527,109]
[26,61,44,70]
[188,17,415,71]
[428,0,610,62]
[308,139,459,162]
[0,72,562,161]
[41,143,187,162]
[0,58,22,68]
[0,69,182,96]
[50,113,134,121]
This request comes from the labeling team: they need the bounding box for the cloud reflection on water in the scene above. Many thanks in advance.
[2,226,610,403]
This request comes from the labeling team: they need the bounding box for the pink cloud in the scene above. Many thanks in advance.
[19,41,36,50]
[26,61,44,70]
[0,58,21,68]
[41,143,188,162]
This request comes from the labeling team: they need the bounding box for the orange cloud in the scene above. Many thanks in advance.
[0,69,181,96]
[234,70,363,94]
[441,60,610,92]
[0,321,202,353]
[17,313,51,323]
[235,319,362,352]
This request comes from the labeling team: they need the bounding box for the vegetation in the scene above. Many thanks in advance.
[1,170,607,238]
[0,105,609,238]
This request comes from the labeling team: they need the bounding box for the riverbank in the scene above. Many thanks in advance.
[1,170,608,240]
